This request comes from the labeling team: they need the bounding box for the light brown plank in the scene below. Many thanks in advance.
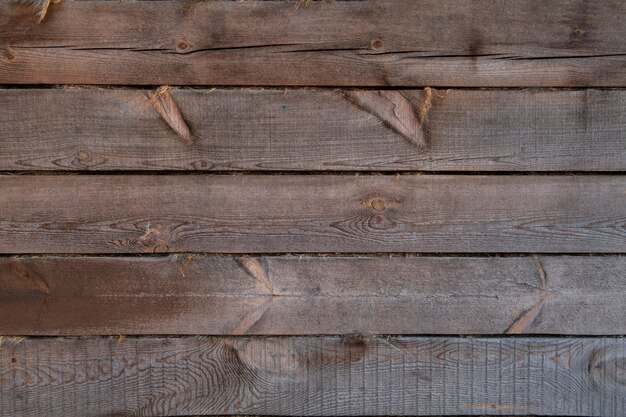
[1,336,624,416]
[1,255,625,335]
[1,88,625,171]
[1,175,624,254]
[1,0,625,86]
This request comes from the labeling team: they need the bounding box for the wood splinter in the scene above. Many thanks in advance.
[36,0,62,23]
[505,258,549,334]
[343,89,427,149]
[150,86,195,145]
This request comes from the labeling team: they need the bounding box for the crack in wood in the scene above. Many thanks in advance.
[175,254,197,278]
[238,257,273,295]
[535,256,547,289]
[342,90,426,149]
[150,86,194,146]
[230,258,275,335]
[230,297,273,335]
[9,262,53,329]
[505,257,549,334]
[504,296,547,334]
[7,262,50,295]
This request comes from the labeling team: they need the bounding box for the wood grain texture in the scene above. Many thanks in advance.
[1,255,625,335]
[1,88,625,171]
[1,336,625,416]
[1,0,625,86]
[1,174,624,254]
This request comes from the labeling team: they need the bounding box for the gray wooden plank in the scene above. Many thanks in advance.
[1,174,624,254]
[1,88,625,171]
[1,0,625,86]
[1,336,624,416]
[1,255,625,336]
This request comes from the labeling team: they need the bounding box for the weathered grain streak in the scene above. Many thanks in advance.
[1,336,624,416]
[1,88,624,171]
[1,0,625,86]
[1,256,625,335]
[0,175,624,254]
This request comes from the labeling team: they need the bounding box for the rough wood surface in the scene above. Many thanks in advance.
[1,175,624,254]
[1,255,625,336]
[1,336,625,416]
[1,0,625,86]
[1,88,625,171]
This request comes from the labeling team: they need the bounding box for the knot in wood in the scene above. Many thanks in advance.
[2,49,14,61]
[371,39,384,50]
[588,347,626,390]
[238,339,303,374]
[368,213,395,230]
[370,198,386,211]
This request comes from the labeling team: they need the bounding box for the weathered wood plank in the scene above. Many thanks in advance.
[1,255,625,335]
[1,88,625,171]
[1,0,625,86]
[1,175,624,254]
[1,336,624,416]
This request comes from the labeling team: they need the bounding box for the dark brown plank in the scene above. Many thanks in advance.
[1,175,624,254]
[1,88,625,171]
[1,336,624,416]
[1,255,625,335]
[1,0,625,86]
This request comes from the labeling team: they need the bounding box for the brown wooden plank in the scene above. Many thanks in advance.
[1,0,625,86]
[1,255,625,335]
[1,336,624,416]
[1,88,625,171]
[1,174,624,254]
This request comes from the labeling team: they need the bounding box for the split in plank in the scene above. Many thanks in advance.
[1,0,625,86]
[1,255,626,335]
[1,336,625,416]
[0,175,624,254]
[1,88,625,171]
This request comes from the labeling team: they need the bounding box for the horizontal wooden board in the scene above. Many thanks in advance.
[1,175,624,254]
[1,255,625,335]
[1,0,625,86]
[1,88,625,172]
[1,336,625,416]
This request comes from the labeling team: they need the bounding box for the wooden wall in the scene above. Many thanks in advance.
[0,1,625,416]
